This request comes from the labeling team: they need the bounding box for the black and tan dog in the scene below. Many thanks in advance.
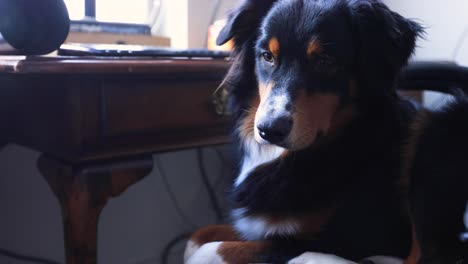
[184,0,467,263]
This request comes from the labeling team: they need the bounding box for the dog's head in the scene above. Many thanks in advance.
[219,0,423,150]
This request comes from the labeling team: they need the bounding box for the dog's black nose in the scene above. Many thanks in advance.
[257,116,293,144]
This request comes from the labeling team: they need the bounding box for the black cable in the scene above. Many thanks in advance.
[0,248,62,264]
[196,148,224,223]
[155,157,198,229]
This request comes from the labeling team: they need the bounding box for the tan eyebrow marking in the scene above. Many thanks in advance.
[307,39,322,57]
[269,37,280,58]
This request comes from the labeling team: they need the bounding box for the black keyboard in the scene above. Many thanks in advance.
[59,43,230,59]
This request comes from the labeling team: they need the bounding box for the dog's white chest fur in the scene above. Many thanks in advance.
[231,208,301,240]
[235,136,284,187]
[232,137,293,240]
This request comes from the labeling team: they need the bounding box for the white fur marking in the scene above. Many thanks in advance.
[184,240,200,263]
[185,242,226,264]
[231,208,300,240]
[235,136,284,187]
[288,252,357,264]
[274,95,289,110]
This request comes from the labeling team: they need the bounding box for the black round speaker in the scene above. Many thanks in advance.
[0,0,70,55]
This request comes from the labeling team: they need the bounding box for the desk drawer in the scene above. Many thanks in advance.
[74,77,231,160]
[101,79,224,136]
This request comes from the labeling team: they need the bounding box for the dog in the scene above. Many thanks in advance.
[185,0,467,263]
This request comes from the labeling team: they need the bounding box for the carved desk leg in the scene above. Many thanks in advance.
[37,155,154,264]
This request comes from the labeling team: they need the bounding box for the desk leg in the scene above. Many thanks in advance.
[37,155,153,264]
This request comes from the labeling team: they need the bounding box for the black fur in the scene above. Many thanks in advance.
[217,0,278,121]
[218,0,423,262]
[349,0,423,96]
[408,97,468,264]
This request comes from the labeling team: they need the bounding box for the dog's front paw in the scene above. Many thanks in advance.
[185,242,226,264]
[288,252,357,264]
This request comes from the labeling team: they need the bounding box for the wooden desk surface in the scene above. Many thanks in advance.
[0,56,231,163]
[0,55,229,74]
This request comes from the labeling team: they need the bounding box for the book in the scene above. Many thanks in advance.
[70,20,151,35]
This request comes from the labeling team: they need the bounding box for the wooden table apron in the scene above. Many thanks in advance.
[0,57,230,264]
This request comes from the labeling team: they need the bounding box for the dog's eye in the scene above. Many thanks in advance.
[262,52,275,63]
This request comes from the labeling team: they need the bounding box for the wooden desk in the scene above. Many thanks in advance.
[0,56,230,264]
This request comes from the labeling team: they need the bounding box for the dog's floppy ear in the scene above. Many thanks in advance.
[217,0,277,46]
[349,0,424,95]
[214,0,277,116]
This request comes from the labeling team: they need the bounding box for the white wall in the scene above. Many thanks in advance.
[154,0,238,48]
[187,0,238,48]
[155,0,189,48]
